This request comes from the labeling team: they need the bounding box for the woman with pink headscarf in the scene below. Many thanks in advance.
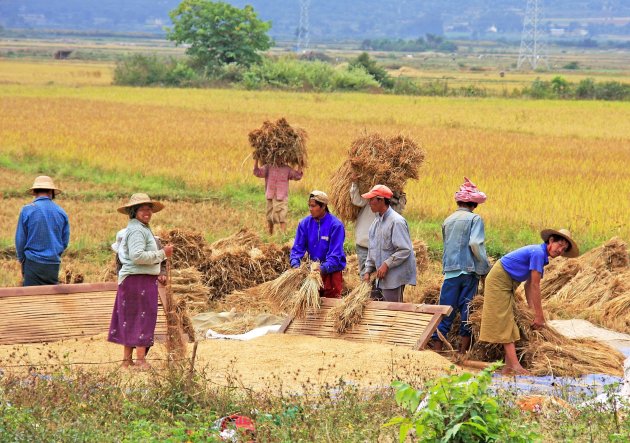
[430,177,491,354]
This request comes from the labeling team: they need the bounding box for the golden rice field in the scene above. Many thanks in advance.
[0,59,629,252]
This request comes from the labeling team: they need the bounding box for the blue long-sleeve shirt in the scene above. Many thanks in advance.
[15,196,70,264]
[290,212,346,274]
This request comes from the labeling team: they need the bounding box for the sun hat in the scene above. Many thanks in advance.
[454,177,486,204]
[540,228,579,258]
[309,190,329,205]
[361,184,393,199]
[30,176,61,193]
[117,193,165,214]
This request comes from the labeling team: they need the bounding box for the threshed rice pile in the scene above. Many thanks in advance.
[248,117,308,169]
[329,133,425,222]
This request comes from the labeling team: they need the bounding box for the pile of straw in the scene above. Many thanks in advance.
[199,243,291,299]
[329,133,425,221]
[214,283,285,316]
[210,228,261,251]
[342,254,361,294]
[524,237,630,334]
[249,118,308,169]
[160,229,210,269]
[468,295,625,377]
[170,267,210,314]
[329,281,372,334]
[413,239,429,275]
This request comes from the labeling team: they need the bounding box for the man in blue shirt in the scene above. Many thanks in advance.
[15,176,70,286]
[290,190,346,298]
[430,178,490,354]
[479,228,579,375]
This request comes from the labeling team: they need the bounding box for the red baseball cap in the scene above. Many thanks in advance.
[361,184,393,199]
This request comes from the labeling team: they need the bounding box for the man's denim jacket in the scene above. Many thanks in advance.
[442,208,491,276]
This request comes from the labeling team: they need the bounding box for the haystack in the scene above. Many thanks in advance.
[329,133,425,222]
[468,295,625,377]
[249,117,308,169]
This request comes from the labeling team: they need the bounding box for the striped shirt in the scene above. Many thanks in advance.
[15,196,70,264]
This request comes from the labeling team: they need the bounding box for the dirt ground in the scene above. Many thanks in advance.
[0,332,456,394]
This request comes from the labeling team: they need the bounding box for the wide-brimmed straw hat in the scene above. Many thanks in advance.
[30,176,61,193]
[117,193,165,214]
[540,228,579,258]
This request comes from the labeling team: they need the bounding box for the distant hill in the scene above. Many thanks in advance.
[1,0,629,40]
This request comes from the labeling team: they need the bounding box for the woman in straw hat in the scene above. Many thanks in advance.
[15,175,70,286]
[479,228,579,375]
[108,193,174,369]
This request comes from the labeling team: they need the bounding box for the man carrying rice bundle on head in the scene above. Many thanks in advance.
[479,228,579,375]
[250,118,307,235]
[430,178,491,354]
[290,191,346,298]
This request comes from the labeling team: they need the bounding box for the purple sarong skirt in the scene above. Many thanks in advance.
[108,274,158,347]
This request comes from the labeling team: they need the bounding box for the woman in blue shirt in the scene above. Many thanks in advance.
[479,228,579,375]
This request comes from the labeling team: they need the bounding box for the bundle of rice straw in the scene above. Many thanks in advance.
[286,269,323,318]
[329,281,372,334]
[329,133,425,222]
[342,254,361,294]
[170,267,210,314]
[468,295,625,377]
[215,282,286,316]
[164,276,188,363]
[262,264,310,309]
[210,228,262,251]
[413,240,429,275]
[160,229,210,269]
[249,117,308,169]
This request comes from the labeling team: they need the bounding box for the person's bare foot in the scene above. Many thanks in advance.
[121,360,134,368]
[133,361,152,371]
[501,366,531,376]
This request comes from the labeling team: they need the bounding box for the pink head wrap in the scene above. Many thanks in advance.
[454,177,487,204]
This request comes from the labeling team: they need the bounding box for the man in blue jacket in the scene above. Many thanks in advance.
[290,190,346,298]
[430,177,490,353]
[15,176,70,286]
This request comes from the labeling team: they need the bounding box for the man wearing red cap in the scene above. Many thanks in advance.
[362,185,416,302]
[430,177,491,354]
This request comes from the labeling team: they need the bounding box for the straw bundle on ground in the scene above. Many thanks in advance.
[579,237,629,271]
[210,228,262,251]
[214,282,285,316]
[342,254,362,294]
[170,267,210,314]
[160,229,210,269]
[329,133,425,221]
[164,279,188,363]
[249,117,308,169]
[329,281,372,334]
[468,295,625,377]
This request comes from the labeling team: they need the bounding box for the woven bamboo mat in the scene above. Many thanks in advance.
[0,283,167,345]
[280,298,452,350]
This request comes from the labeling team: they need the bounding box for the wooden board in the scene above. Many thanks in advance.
[279,298,452,350]
[0,282,168,345]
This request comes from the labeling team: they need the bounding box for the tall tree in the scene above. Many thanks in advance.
[168,0,272,70]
